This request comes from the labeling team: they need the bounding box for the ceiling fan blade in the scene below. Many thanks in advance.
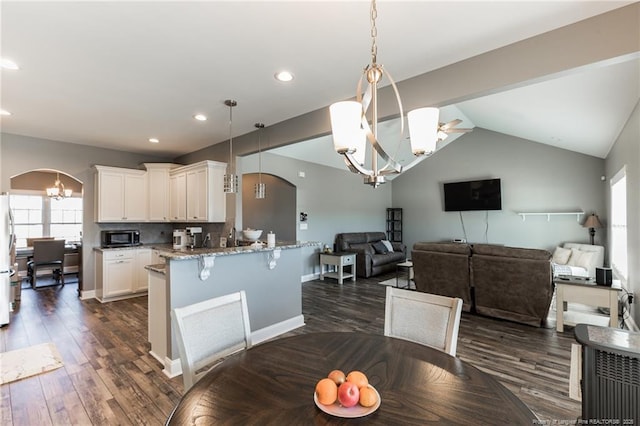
[439,119,462,131]
[446,128,473,133]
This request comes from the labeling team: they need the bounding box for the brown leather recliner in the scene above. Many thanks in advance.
[412,242,473,312]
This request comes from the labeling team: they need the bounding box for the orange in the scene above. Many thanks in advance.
[315,378,338,405]
[346,371,368,389]
[359,386,377,407]
[327,369,346,385]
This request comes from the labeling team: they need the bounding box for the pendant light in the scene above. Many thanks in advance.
[223,99,238,194]
[330,0,440,188]
[46,172,72,200]
[254,123,266,199]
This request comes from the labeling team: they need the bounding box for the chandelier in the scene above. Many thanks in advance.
[223,99,238,194]
[46,172,72,200]
[330,0,440,188]
[254,123,266,199]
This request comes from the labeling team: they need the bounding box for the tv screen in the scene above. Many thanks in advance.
[443,178,502,211]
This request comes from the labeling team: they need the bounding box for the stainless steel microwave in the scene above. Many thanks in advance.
[101,230,141,248]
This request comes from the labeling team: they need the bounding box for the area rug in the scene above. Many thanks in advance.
[0,342,64,385]
[379,277,416,290]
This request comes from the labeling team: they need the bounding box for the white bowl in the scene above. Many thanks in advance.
[243,229,263,241]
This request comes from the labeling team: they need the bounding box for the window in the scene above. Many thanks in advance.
[610,166,627,283]
[10,194,82,247]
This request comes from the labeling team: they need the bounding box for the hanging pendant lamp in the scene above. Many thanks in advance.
[223,99,239,194]
[254,123,266,199]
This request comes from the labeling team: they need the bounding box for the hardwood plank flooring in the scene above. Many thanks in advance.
[1,273,581,425]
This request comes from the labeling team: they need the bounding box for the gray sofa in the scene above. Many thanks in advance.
[335,232,406,278]
[412,242,553,327]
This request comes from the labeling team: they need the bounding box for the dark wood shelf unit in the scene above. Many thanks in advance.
[386,208,403,243]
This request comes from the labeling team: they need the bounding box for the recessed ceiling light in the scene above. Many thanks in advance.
[0,109,11,116]
[1,58,19,70]
[274,71,294,82]
[194,114,207,121]
[149,138,159,143]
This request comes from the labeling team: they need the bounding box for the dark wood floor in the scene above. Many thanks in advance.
[1,273,581,425]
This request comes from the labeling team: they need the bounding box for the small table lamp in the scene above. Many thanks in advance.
[583,213,603,245]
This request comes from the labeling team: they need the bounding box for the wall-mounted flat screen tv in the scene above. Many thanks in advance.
[443,178,502,211]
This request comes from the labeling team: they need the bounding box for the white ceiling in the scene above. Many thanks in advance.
[1,1,638,161]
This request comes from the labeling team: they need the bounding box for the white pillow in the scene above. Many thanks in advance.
[567,248,595,270]
[552,246,572,265]
[381,240,394,252]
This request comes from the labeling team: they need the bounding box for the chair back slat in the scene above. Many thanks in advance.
[384,287,463,356]
[171,290,252,391]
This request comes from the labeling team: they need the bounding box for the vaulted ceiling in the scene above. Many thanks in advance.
[1,1,638,162]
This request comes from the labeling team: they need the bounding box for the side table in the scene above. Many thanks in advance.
[554,275,622,332]
[396,260,413,289]
[319,252,356,285]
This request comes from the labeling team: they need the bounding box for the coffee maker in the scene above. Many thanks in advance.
[185,227,203,249]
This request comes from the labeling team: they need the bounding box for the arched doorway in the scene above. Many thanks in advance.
[242,173,296,242]
[9,169,83,294]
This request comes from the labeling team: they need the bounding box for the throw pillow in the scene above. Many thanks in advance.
[568,248,595,270]
[552,246,572,265]
[381,240,394,252]
[372,241,389,254]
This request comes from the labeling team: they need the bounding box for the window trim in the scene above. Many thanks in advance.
[609,165,627,284]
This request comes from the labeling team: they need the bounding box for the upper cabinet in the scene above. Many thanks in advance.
[145,163,181,222]
[170,160,226,223]
[94,165,147,222]
[94,161,226,223]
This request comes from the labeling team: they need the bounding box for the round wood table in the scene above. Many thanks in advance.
[167,332,537,425]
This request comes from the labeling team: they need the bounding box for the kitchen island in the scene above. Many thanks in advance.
[146,241,320,378]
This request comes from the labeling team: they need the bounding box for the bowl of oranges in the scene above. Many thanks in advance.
[314,369,380,418]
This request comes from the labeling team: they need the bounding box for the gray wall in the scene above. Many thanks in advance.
[0,132,173,293]
[392,128,606,253]
[241,173,296,242]
[239,152,392,277]
[605,100,639,325]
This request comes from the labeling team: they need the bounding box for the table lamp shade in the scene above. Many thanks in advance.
[583,214,603,229]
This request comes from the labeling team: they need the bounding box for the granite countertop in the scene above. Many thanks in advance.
[159,241,322,260]
[96,241,322,260]
[145,263,166,274]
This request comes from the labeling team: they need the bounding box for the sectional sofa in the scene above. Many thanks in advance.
[412,242,553,327]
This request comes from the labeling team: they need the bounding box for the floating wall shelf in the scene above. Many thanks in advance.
[516,211,585,222]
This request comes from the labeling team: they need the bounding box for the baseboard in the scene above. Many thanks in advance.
[162,315,306,378]
[80,289,96,300]
[301,273,318,282]
[251,315,305,345]
[149,350,165,366]
[162,357,182,378]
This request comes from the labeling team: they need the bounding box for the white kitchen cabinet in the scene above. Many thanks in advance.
[170,160,226,222]
[95,247,152,302]
[134,248,152,292]
[152,249,166,264]
[94,165,147,222]
[145,163,181,222]
[169,171,187,221]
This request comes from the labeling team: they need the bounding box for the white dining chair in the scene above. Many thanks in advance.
[384,286,463,356]
[171,290,252,391]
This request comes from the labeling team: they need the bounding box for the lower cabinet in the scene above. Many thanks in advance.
[95,248,151,301]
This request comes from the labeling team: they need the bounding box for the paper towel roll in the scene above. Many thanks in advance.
[267,232,276,248]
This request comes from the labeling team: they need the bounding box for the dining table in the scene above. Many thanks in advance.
[166,332,537,425]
